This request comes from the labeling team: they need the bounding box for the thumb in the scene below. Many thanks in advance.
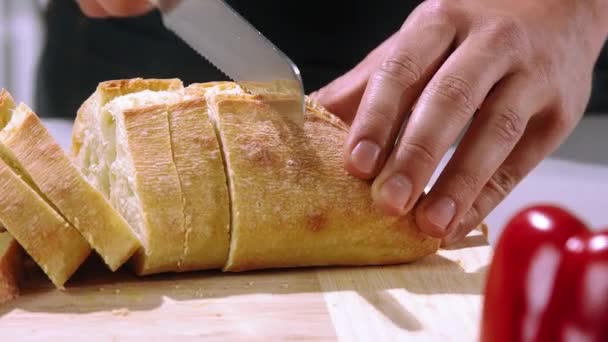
[311,32,398,124]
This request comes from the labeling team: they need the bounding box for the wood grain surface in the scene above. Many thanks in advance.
[0,231,491,341]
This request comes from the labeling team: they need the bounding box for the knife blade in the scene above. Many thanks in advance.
[150,0,305,125]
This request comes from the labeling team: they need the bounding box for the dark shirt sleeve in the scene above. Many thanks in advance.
[588,42,608,114]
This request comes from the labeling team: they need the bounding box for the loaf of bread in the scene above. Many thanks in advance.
[0,78,440,289]
[71,78,440,275]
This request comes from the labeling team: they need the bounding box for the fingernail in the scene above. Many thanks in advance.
[425,197,457,230]
[350,140,381,174]
[378,174,412,212]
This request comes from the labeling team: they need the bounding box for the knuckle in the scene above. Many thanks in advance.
[529,53,556,85]
[361,105,395,126]
[450,170,484,197]
[377,53,423,89]
[397,140,438,169]
[407,1,456,42]
[422,0,457,21]
[427,75,476,114]
[486,17,526,50]
[477,17,530,62]
[486,165,519,199]
[549,109,576,134]
[490,107,526,144]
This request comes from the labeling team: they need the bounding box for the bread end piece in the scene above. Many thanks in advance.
[0,232,23,303]
[201,83,440,272]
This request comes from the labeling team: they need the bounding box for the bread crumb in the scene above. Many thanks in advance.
[246,281,254,286]
[111,308,130,316]
[280,283,289,289]
[114,289,121,294]
[98,287,105,292]
[174,284,181,289]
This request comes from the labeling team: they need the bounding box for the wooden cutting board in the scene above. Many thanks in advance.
[0,231,491,341]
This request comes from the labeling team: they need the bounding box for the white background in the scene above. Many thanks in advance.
[0,0,45,106]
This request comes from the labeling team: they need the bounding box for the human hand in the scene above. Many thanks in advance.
[76,0,154,18]
[313,0,608,245]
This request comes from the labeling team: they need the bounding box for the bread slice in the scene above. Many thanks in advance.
[0,93,140,271]
[195,82,440,271]
[0,231,22,303]
[166,98,230,271]
[72,78,184,196]
[102,91,187,275]
[0,156,90,288]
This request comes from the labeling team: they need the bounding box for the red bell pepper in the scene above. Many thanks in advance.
[481,204,608,342]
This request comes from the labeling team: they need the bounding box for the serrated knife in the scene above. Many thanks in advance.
[149,0,305,125]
